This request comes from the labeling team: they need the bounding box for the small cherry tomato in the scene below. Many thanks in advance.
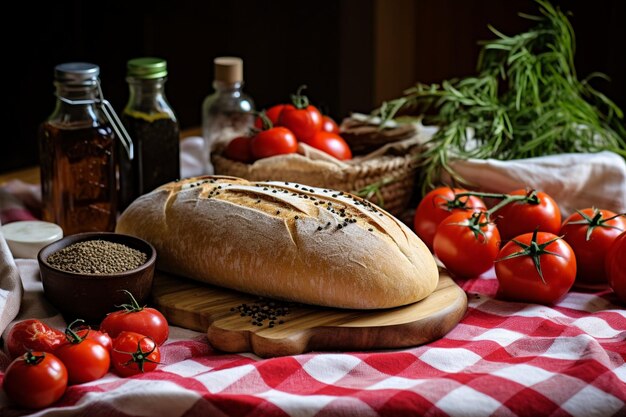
[414,187,487,251]
[433,211,501,278]
[560,208,626,286]
[306,131,352,160]
[495,230,576,305]
[494,189,561,241]
[3,351,68,409]
[5,319,66,359]
[100,290,169,346]
[254,104,285,129]
[277,86,323,142]
[321,115,340,134]
[250,127,298,160]
[224,136,253,163]
[55,320,110,384]
[111,331,160,377]
[76,328,113,353]
[606,231,626,304]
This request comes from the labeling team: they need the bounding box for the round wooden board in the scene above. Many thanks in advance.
[151,268,467,358]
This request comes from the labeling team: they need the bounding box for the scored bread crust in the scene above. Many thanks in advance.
[116,175,439,309]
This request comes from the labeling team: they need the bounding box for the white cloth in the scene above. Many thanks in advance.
[446,151,626,216]
[180,136,206,179]
[0,234,23,365]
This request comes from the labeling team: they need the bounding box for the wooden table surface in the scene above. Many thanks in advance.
[0,166,39,185]
[0,127,202,186]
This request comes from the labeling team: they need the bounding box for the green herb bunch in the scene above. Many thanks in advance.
[378,0,626,194]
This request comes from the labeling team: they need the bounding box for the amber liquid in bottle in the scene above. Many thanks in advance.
[39,121,117,235]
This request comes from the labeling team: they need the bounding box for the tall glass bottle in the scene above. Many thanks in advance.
[39,62,131,235]
[119,57,180,210]
[202,56,254,174]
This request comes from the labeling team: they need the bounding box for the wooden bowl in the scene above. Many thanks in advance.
[38,232,156,324]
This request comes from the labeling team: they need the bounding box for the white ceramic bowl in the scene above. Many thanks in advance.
[1,220,63,259]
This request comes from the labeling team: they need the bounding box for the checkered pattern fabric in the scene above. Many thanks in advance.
[2,270,624,417]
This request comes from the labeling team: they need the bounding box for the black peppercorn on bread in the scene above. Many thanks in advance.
[116,175,438,309]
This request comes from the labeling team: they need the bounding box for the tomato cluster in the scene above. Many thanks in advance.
[2,291,169,409]
[224,86,352,163]
[414,187,626,305]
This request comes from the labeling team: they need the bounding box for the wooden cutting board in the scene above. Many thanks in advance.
[151,269,467,358]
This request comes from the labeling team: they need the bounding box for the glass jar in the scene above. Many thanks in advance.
[119,57,180,210]
[38,62,132,235]
[201,56,255,174]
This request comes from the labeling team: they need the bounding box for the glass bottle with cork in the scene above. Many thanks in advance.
[38,62,133,235]
[119,57,180,210]
[201,56,254,174]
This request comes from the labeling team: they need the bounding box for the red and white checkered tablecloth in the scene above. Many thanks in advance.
[1,266,624,417]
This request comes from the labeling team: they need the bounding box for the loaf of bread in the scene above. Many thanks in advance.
[116,176,438,309]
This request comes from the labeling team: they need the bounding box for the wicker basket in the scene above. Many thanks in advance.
[212,133,424,217]
[340,117,419,155]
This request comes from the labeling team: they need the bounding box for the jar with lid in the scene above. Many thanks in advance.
[38,62,133,235]
[119,57,180,210]
[201,56,255,174]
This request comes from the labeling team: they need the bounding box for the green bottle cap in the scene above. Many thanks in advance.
[127,57,168,79]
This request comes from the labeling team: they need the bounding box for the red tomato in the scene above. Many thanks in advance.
[111,331,160,377]
[254,104,285,129]
[224,136,253,163]
[495,231,576,305]
[76,328,113,352]
[275,86,323,142]
[55,338,110,384]
[6,319,66,359]
[414,187,487,251]
[607,231,626,303]
[560,208,626,286]
[433,211,501,278]
[494,189,561,241]
[321,115,340,134]
[306,131,352,160]
[250,127,298,160]
[100,291,169,346]
[3,351,68,409]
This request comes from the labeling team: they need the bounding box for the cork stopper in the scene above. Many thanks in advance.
[214,57,243,83]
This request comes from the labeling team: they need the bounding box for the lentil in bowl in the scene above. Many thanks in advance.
[38,232,156,323]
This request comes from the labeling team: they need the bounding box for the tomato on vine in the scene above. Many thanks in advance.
[433,211,500,278]
[277,85,323,142]
[3,351,68,409]
[306,131,352,160]
[250,127,298,160]
[75,327,113,353]
[5,319,66,359]
[414,187,487,251]
[560,208,626,286]
[254,105,285,129]
[55,319,110,384]
[100,290,169,346]
[224,136,253,163]
[321,115,340,134]
[495,230,576,305]
[111,331,161,377]
[493,189,561,241]
[606,231,626,304]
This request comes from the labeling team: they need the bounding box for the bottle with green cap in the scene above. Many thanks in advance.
[119,57,180,210]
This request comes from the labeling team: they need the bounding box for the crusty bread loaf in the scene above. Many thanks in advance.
[116,175,438,309]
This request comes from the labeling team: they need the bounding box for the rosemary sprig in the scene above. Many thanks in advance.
[377,0,626,195]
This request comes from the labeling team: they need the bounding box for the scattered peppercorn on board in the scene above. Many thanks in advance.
[151,269,467,358]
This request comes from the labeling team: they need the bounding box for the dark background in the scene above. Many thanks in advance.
[3,0,625,174]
